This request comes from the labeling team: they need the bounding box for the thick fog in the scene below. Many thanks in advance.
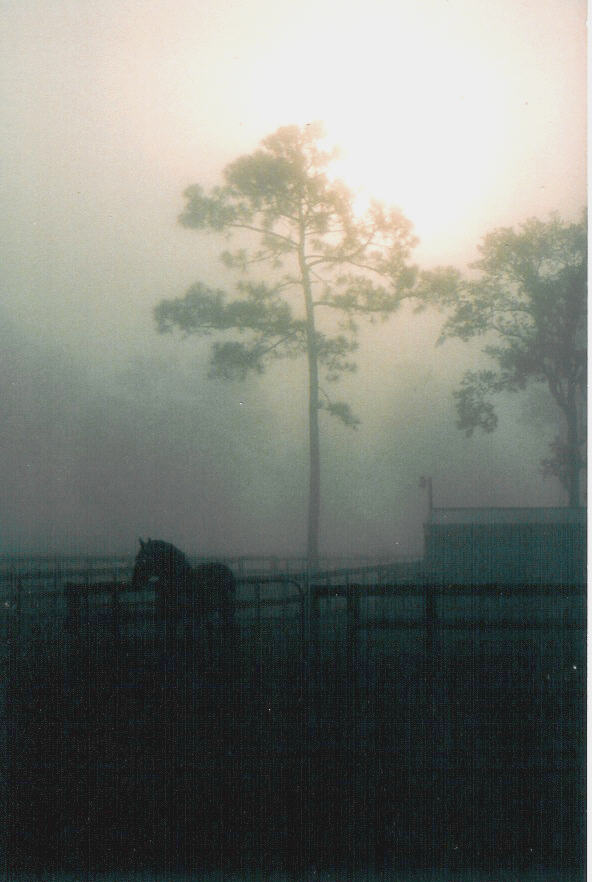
[0,304,568,556]
[0,0,585,556]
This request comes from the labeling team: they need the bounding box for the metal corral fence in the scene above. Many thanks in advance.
[0,556,585,705]
[0,554,420,646]
[1,557,584,762]
[0,554,584,708]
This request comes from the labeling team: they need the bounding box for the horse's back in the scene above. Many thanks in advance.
[193,562,236,593]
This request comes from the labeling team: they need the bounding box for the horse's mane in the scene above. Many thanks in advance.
[144,539,192,573]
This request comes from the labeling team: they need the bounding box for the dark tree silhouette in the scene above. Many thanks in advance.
[429,212,587,505]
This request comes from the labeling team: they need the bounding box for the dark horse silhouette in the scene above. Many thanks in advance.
[130,538,236,631]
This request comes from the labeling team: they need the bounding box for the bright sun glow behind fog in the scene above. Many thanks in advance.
[94,0,584,265]
[302,12,504,236]
[324,63,504,244]
[206,0,583,263]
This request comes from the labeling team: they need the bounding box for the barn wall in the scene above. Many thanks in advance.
[425,522,586,584]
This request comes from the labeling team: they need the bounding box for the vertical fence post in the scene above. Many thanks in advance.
[309,585,319,656]
[15,579,22,640]
[84,564,91,640]
[256,580,262,629]
[254,580,262,695]
[346,584,360,695]
[301,568,313,730]
[111,582,120,641]
[69,585,80,635]
[52,564,59,638]
[424,583,436,705]
[309,584,320,721]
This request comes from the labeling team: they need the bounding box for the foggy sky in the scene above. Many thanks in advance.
[0,0,586,555]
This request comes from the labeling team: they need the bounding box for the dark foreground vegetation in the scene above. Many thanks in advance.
[3,588,585,879]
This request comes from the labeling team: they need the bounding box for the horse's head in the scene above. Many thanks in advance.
[130,538,188,592]
[130,538,162,590]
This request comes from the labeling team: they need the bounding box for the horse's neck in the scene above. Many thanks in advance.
[165,547,192,580]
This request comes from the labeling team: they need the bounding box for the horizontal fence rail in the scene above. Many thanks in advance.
[0,566,585,630]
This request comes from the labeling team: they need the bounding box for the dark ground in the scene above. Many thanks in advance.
[3,600,585,879]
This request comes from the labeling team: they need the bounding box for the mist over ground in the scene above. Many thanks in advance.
[0,302,562,556]
[0,0,585,556]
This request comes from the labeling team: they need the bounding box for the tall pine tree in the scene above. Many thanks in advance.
[155,124,420,563]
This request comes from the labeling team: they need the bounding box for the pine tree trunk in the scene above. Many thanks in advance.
[306,332,321,567]
[298,214,320,569]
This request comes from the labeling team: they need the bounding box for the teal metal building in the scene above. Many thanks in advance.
[424,506,586,584]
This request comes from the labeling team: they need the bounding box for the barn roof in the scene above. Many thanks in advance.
[427,507,586,526]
